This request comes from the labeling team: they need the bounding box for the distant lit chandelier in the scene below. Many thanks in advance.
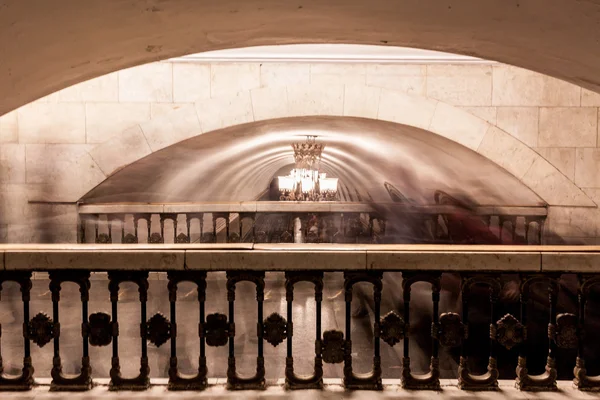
[278,136,338,201]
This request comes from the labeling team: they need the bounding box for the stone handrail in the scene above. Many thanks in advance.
[0,244,595,272]
[77,201,548,216]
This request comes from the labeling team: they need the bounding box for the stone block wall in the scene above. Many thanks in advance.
[0,61,599,243]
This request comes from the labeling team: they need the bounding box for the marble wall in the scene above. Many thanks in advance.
[0,61,599,243]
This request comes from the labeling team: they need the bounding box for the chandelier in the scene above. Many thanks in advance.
[277,136,338,201]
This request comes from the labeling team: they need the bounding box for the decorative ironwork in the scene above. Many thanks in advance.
[574,274,600,391]
[496,313,525,350]
[167,271,208,391]
[107,271,150,391]
[27,313,55,348]
[87,312,112,347]
[203,313,231,347]
[280,230,293,243]
[457,275,502,391]
[228,232,240,243]
[47,271,93,391]
[96,233,111,244]
[263,313,287,347]
[149,232,163,243]
[175,233,189,243]
[146,313,171,348]
[554,313,578,349]
[379,311,405,347]
[122,233,138,244]
[437,312,466,348]
[321,330,345,364]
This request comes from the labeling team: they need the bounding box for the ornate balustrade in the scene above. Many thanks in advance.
[0,244,597,392]
[77,202,547,244]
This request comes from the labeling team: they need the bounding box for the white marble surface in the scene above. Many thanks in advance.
[1,244,600,272]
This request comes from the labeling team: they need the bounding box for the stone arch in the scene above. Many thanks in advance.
[3,1,600,115]
[84,84,594,207]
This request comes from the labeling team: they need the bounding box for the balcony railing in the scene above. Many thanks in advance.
[77,202,548,244]
[0,244,598,393]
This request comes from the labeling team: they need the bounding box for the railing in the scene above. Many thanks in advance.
[0,244,598,392]
[77,202,548,244]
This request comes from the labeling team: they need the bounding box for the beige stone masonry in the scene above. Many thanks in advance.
[575,148,600,188]
[535,148,575,181]
[76,83,593,207]
[426,64,492,106]
[538,107,597,147]
[492,65,581,106]
[119,63,173,103]
[5,60,600,243]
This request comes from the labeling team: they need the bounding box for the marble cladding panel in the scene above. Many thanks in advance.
[535,148,575,181]
[250,86,289,121]
[195,91,254,132]
[581,88,600,107]
[56,72,119,102]
[118,62,173,103]
[426,64,493,106]
[429,102,490,150]
[496,107,539,148]
[547,206,599,238]
[538,107,597,147]
[0,110,18,143]
[477,126,538,180]
[210,63,260,98]
[85,102,150,143]
[140,104,201,152]
[492,65,581,106]
[150,103,190,118]
[25,144,106,201]
[459,106,497,124]
[0,144,26,183]
[17,103,86,144]
[378,89,437,129]
[310,63,367,86]
[522,157,595,206]
[366,64,426,95]
[172,63,211,102]
[575,148,600,188]
[89,125,152,176]
[343,85,381,118]
[259,63,311,87]
[286,84,344,116]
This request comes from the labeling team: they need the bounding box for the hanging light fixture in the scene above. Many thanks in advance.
[278,136,338,201]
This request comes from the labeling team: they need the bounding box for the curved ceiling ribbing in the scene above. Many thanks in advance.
[81,117,544,207]
[2,1,600,115]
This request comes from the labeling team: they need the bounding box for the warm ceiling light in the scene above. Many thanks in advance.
[278,136,338,201]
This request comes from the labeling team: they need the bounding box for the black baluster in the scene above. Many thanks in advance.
[574,275,600,390]
[342,271,382,390]
[0,272,34,390]
[166,271,207,390]
[458,275,500,390]
[108,272,150,391]
[49,271,92,391]
[515,275,558,391]
[401,272,441,390]
[226,271,265,390]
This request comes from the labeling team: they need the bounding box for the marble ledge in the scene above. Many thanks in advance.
[1,245,600,273]
[3,379,596,400]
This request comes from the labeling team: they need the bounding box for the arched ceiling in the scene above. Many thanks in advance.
[2,1,600,116]
[81,117,545,207]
